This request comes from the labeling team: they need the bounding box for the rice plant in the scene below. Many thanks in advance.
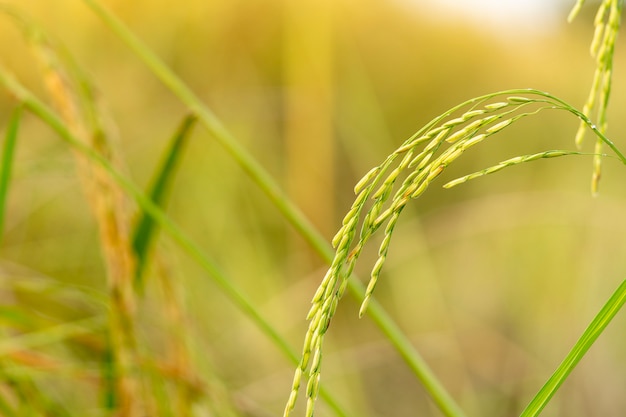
[284,1,626,416]
[0,1,624,416]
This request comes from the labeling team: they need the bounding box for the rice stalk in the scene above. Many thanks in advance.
[35,48,143,417]
[0,20,237,415]
[0,8,146,416]
[569,0,622,193]
[154,261,204,417]
[77,2,469,413]
[284,89,626,417]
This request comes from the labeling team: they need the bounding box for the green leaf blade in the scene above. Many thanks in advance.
[0,106,22,240]
[132,114,197,290]
[520,279,626,417]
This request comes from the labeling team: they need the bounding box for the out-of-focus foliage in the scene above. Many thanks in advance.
[1,0,626,416]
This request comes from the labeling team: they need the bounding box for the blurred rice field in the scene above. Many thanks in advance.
[1,1,626,416]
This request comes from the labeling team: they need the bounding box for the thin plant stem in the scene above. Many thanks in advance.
[78,0,330,257]
[77,1,468,416]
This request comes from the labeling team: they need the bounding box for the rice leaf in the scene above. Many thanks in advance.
[519,279,626,417]
[132,114,197,290]
[0,106,22,240]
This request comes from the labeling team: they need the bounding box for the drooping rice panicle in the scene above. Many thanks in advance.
[284,88,626,417]
[359,210,401,317]
[569,0,622,193]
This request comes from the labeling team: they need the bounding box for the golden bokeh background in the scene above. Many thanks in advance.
[1,1,626,416]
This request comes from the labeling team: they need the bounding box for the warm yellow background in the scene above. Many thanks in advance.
[1,1,626,416]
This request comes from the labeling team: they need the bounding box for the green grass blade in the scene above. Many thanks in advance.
[132,114,197,290]
[0,106,21,240]
[519,279,626,417]
[0,69,350,417]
